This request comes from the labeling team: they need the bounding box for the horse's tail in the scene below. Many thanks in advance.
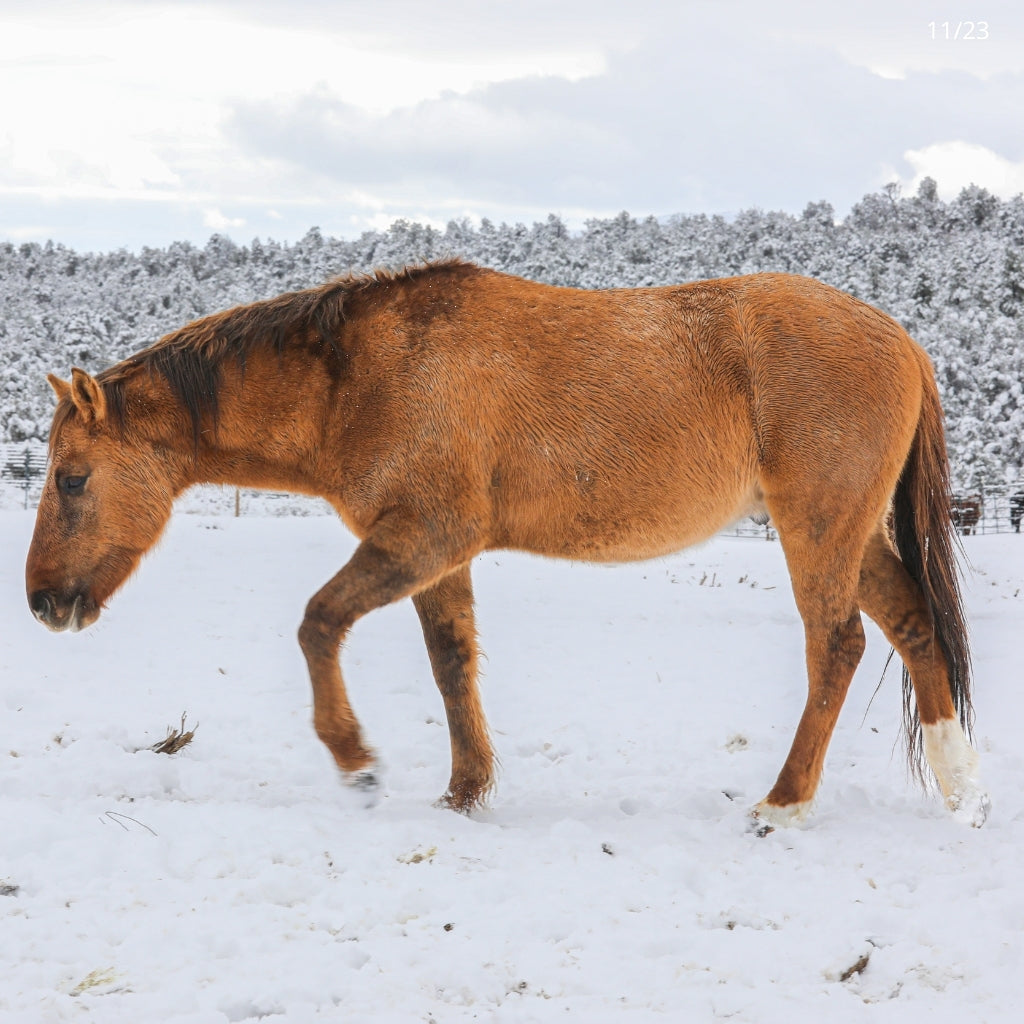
[891,358,973,780]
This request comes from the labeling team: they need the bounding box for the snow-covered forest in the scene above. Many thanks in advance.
[2,178,1022,488]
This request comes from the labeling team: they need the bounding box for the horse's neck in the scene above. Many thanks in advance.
[182,352,326,495]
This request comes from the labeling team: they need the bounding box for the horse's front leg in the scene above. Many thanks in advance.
[413,566,495,811]
[297,517,462,793]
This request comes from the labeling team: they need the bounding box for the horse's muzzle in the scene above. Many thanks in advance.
[29,590,88,633]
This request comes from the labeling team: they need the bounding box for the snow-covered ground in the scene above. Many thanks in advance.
[2,502,1022,1023]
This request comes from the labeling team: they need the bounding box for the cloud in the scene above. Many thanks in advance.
[4,1,1024,250]
[203,209,248,231]
[900,142,1024,199]
[219,4,1024,234]
[221,23,885,221]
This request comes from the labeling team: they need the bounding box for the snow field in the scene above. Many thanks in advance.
[2,507,1022,1022]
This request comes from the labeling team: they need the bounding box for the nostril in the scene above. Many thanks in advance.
[30,591,54,622]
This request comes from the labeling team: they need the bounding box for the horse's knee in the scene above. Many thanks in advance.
[298,612,322,654]
[298,597,344,655]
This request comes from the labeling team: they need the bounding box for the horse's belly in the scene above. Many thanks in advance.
[499,468,761,563]
[490,390,759,561]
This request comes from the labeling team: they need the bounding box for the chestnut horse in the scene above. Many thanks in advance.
[25,261,989,827]
[951,494,982,535]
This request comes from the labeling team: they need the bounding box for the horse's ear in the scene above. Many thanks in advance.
[68,367,107,424]
[47,374,72,403]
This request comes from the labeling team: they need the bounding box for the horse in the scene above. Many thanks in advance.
[25,261,989,828]
[951,494,982,535]
[1010,491,1024,533]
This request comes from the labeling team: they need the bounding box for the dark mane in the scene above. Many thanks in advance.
[88,259,477,448]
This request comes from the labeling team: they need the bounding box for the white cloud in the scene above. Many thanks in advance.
[900,142,1024,199]
[0,4,606,202]
[203,209,247,231]
[0,222,55,241]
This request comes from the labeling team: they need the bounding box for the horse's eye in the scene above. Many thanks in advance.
[59,475,88,496]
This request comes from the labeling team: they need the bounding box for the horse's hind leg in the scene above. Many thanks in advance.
[413,566,495,811]
[753,525,868,828]
[857,528,988,824]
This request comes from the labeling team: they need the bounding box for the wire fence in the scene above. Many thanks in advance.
[724,483,1024,540]
[4,440,1024,536]
[0,442,47,510]
[947,485,1024,536]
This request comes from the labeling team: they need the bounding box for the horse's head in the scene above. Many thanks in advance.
[26,368,177,632]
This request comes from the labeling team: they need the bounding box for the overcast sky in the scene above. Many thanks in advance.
[2,0,1023,253]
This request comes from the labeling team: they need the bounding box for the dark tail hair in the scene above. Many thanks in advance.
[891,366,973,780]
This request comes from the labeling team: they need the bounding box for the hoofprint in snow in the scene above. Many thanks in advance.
[2,503,1022,1023]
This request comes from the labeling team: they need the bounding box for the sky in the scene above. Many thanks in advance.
[1,0,1023,253]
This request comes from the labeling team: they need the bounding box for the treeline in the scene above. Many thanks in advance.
[1,178,1022,487]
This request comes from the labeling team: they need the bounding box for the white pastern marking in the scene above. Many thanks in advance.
[750,798,815,830]
[922,719,990,827]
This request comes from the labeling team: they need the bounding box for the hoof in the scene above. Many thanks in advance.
[947,784,991,828]
[434,792,471,815]
[922,720,988,827]
[342,763,384,808]
[435,781,492,815]
[750,798,813,832]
